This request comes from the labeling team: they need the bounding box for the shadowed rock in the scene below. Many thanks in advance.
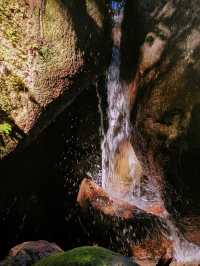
[0,240,63,266]
[128,0,200,211]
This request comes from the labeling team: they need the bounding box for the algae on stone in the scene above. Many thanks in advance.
[34,246,137,266]
[0,122,12,135]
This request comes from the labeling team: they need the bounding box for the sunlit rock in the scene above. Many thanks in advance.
[0,0,110,158]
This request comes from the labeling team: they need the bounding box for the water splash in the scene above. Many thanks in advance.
[166,217,200,262]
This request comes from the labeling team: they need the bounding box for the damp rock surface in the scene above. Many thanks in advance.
[33,246,138,266]
[135,260,200,266]
[127,0,200,209]
[77,178,172,260]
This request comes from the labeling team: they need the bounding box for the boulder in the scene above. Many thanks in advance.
[34,246,139,266]
[0,240,63,266]
[77,178,167,218]
[77,178,172,261]
[0,0,110,158]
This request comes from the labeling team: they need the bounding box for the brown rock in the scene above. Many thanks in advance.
[131,238,172,262]
[78,177,142,219]
[77,178,172,260]
[0,0,110,158]
[121,0,200,210]
[0,240,63,266]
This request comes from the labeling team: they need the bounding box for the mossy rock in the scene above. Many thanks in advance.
[34,246,138,266]
[0,0,110,158]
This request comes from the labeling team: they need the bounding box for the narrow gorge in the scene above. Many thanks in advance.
[0,1,200,266]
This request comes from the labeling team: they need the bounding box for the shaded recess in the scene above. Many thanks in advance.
[0,82,105,259]
[120,0,142,82]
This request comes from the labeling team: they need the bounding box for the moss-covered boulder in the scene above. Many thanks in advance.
[34,246,138,266]
[0,0,110,158]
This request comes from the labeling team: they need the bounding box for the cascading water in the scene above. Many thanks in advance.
[101,1,162,212]
[166,218,200,263]
[101,1,143,202]
[98,1,200,263]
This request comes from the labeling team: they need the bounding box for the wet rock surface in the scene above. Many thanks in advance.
[125,0,200,212]
[77,178,200,265]
[77,178,172,261]
[136,260,200,266]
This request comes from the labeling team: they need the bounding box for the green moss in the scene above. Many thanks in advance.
[8,75,27,92]
[0,122,12,135]
[38,45,51,60]
[0,73,28,112]
[0,1,22,46]
[0,85,12,112]
[34,246,132,266]
[0,121,13,159]
[40,0,76,70]
[4,26,18,44]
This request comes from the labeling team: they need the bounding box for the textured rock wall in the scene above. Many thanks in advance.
[128,0,200,208]
[0,0,110,158]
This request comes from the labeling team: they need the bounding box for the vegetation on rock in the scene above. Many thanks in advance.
[0,122,12,136]
[0,0,110,158]
[34,246,136,266]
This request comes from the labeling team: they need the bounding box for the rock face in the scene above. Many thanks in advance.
[0,240,63,266]
[0,0,110,158]
[125,0,200,208]
[77,178,172,261]
[77,178,167,218]
[34,246,139,266]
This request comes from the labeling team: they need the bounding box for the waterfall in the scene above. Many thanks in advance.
[101,3,142,201]
[101,1,159,209]
[98,1,200,263]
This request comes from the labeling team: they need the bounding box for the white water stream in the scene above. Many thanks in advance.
[101,4,141,200]
[98,1,200,263]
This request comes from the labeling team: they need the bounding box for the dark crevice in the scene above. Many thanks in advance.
[0,81,104,259]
